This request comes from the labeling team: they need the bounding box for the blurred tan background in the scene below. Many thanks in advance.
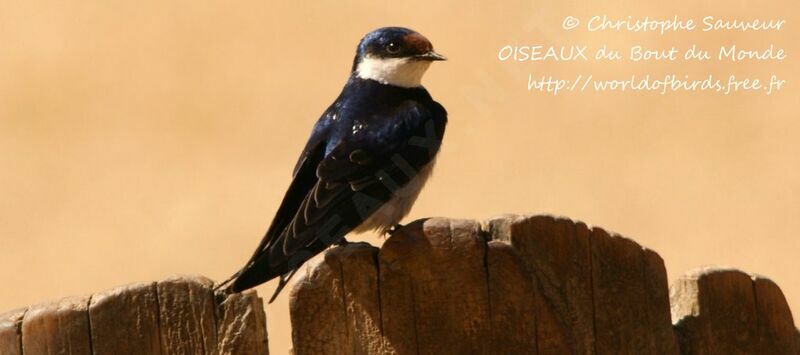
[1,1,797,353]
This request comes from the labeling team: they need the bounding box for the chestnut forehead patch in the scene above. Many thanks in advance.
[403,32,433,53]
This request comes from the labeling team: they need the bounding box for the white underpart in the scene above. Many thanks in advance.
[353,157,437,235]
[356,56,432,88]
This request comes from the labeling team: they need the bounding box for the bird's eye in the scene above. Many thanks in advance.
[385,42,400,54]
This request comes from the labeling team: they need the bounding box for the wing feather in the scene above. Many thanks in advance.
[226,98,446,296]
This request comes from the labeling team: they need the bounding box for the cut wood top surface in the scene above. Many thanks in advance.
[1,214,797,355]
[0,275,268,355]
[291,215,797,355]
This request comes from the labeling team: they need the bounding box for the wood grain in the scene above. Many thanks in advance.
[0,275,268,355]
[671,267,799,355]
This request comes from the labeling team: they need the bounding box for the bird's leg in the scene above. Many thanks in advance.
[334,237,350,246]
[388,223,405,236]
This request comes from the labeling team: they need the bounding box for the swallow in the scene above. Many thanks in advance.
[217,27,447,301]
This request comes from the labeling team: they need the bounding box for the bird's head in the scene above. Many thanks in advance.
[352,27,446,88]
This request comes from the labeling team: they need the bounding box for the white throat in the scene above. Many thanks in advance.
[355,56,431,88]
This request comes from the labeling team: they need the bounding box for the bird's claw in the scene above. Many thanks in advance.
[388,223,405,236]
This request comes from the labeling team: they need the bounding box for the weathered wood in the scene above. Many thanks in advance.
[380,218,492,354]
[291,217,574,355]
[0,276,268,355]
[290,242,384,355]
[156,275,218,354]
[291,215,689,354]
[289,246,352,354]
[485,240,536,352]
[0,308,26,355]
[486,214,596,354]
[486,240,570,354]
[671,267,799,355]
[488,214,679,354]
[4,213,797,355]
[89,281,163,354]
[642,248,678,353]
[589,227,679,354]
[752,276,798,353]
[339,244,385,354]
[216,289,269,355]
[22,295,91,355]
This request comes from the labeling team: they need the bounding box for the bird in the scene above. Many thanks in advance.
[216,27,447,302]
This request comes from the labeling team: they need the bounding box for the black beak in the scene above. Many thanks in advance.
[414,51,447,61]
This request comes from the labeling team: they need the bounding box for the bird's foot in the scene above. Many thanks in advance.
[388,223,405,236]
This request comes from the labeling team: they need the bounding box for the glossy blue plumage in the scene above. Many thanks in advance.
[223,27,447,300]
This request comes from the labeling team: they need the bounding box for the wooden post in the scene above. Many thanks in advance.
[487,214,679,354]
[290,215,797,355]
[2,214,798,355]
[290,216,676,354]
[0,275,268,355]
[671,267,799,354]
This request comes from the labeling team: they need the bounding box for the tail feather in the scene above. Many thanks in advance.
[268,268,301,303]
[213,271,240,293]
[226,256,286,294]
[218,237,329,301]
